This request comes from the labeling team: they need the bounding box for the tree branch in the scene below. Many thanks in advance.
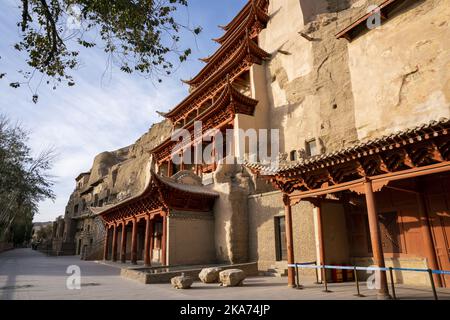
[38,0,63,66]
[21,0,32,31]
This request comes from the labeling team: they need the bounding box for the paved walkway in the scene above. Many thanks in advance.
[1,249,449,300]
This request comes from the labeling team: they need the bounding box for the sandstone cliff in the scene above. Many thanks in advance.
[67,119,172,219]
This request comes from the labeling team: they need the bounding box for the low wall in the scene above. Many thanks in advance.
[0,242,14,253]
[121,262,258,284]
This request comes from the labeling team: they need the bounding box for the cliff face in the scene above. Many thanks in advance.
[64,119,172,227]
[103,119,173,201]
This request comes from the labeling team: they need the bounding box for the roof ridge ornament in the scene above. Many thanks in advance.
[213,0,269,45]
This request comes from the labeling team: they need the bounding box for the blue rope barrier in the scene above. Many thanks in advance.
[323,265,359,271]
[390,267,429,273]
[433,270,450,275]
[288,263,450,275]
[291,264,319,269]
[295,261,317,266]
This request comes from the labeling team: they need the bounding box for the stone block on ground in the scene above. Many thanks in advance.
[199,267,222,283]
[171,274,194,289]
[219,269,246,287]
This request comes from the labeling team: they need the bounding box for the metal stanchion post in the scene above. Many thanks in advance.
[322,266,331,293]
[428,269,438,301]
[295,264,303,289]
[389,267,397,300]
[354,266,364,297]
[314,264,321,284]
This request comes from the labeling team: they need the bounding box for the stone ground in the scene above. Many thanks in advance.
[1,249,449,300]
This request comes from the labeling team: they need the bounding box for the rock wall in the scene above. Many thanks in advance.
[255,0,450,156]
[348,0,450,140]
[212,158,254,264]
[64,119,172,253]
[258,0,367,156]
[72,120,171,210]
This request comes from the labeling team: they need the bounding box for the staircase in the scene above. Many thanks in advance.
[263,261,288,277]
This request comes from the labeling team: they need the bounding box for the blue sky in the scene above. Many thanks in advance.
[0,0,247,222]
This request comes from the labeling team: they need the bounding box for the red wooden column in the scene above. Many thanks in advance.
[283,194,296,288]
[315,201,326,281]
[417,192,442,287]
[103,225,111,260]
[120,221,127,263]
[161,215,167,266]
[364,180,390,299]
[149,220,155,262]
[212,136,217,172]
[131,218,138,265]
[144,216,152,266]
[111,223,118,262]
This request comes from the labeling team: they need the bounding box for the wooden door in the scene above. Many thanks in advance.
[152,221,163,263]
[429,209,450,287]
[425,175,450,287]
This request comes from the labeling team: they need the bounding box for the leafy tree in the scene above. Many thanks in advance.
[0,114,55,244]
[11,213,34,245]
[34,223,53,241]
[1,0,201,102]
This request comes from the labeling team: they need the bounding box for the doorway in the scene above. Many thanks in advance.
[275,216,287,261]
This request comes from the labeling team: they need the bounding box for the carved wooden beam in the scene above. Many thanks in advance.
[401,149,415,168]
[355,160,367,178]
[409,147,430,166]
[439,140,450,159]
[324,168,339,185]
[429,142,445,162]
[377,154,391,173]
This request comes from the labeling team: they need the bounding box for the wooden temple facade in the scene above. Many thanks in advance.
[246,119,450,294]
[99,171,218,265]
[152,0,270,177]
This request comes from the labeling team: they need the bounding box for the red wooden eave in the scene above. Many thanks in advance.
[184,8,269,87]
[335,0,407,41]
[151,82,259,163]
[164,38,270,123]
